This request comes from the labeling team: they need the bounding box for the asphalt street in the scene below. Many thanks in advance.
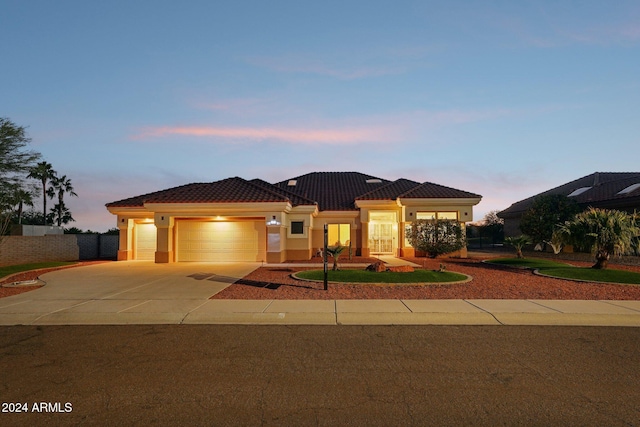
[1,325,639,426]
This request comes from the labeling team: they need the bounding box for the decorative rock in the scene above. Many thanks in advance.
[365,261,387,272]
[388,265,414,273]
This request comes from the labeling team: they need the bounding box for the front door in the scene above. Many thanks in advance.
[369,223,393,254]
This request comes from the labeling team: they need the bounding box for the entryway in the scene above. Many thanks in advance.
[368,212,397,254]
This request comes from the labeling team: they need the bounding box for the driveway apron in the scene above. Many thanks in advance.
[0,261,260,325]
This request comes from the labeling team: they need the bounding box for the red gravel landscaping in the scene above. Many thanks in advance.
[212,255,640,300]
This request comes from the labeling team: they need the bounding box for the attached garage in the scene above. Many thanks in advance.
[134,223,157,260]
[176,219,266,262]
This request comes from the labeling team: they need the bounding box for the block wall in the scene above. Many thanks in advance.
[0,235,79,267]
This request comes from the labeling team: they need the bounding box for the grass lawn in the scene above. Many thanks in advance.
[0,262,75,279]
[295,269,468,284]
[488,257,640,285]
[487,258,569,269]
[537,267,640,284]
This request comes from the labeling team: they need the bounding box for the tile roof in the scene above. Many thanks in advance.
[106,172,484,211]
[248,178,317,207]
[106,177,294,207]
[399,181,482,199]
[274,172,391,211]
[356,178,421,200]
[499,172,640,217]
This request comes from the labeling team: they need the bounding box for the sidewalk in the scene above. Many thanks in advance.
[1,261,639,326]
[1,298,639,326]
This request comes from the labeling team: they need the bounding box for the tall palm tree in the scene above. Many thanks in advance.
[10,187,34,224]
[47,175,78,227]
[27,161,56,225]
[558,208,640,269]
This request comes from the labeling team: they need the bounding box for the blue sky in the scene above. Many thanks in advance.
[2,0,639,231]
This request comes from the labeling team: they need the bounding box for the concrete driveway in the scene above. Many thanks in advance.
[0,261,260,325]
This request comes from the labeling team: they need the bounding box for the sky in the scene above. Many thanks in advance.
[2,0,639,232]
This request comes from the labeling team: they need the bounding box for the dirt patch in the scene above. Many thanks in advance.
[212,255,640,300]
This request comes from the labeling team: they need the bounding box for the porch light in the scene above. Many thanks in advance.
[267,215,280,226]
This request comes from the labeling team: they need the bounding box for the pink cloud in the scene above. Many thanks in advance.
[132,125,391,144]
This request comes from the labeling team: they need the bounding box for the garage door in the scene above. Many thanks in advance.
[176,220,266,262]
[135,223,157,260]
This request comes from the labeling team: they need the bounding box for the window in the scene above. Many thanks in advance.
[568,187,592,197]
[617,183,640,195]
[291,221,304,235]
[416,212,436,220]
[416,212,457,220]
[328,224,350,246]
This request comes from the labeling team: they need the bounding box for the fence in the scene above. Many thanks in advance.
[0,235,79,267]
[75,234,118,260]
[0,234,119,267]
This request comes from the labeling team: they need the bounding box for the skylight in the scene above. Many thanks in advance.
[567,187,592,197]
[287,180,297,186]
[366,179,382,184]
[617,183,640,195]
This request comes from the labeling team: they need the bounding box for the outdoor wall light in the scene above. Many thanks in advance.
[267,215,280,226]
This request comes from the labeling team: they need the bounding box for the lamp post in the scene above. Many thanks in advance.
[323,223,328,291]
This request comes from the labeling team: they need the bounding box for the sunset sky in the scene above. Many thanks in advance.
[2,0,639,231]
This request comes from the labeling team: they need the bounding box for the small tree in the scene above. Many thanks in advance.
[406,219,466,258]
[544,230,564,255]
[519,194,581,247]
[325,245,346,271]
[504,235,530,258]
[557,208,639,269]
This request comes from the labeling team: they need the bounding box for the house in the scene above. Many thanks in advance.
[105,172,482,263]
[498,172,640,237]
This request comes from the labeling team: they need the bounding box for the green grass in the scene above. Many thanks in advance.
[295,269,468,284]
[487,257,640,284]
[0,262,75,279]
[538,267,640,284]
[487,258,569,269]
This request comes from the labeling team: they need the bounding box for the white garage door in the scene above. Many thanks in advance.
[135,223,157,260]
[176,220,266,262]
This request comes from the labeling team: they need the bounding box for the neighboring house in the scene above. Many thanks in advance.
[499,172,640,237]
[106,172,481,263]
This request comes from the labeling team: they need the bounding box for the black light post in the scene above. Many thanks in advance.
[323,223,328,291]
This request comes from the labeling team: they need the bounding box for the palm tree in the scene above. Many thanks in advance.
[10,187,34,224]
[558,208,640,269]
[27,161,56,225]
[325,245,346,271]
[504,235,530,259]
[47,175,78,227]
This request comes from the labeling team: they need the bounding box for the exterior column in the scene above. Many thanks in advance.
[399,221,414,258]
[155,214,174,263]
[117,217,133,261]
[266,224,286,263]
[459,222,468,258]
[361,221,370,257]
